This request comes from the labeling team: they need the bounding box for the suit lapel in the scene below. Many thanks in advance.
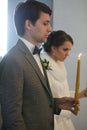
[17,40,52,96]
[25,51,52,96]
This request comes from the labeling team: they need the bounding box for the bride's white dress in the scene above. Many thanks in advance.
[41,53,75,130]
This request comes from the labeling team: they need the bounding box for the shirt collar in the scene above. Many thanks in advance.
[19,37,34,54]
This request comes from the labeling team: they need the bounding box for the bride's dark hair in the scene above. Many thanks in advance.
[43,30,73,53]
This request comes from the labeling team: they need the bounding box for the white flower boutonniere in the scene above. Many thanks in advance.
[42,58,52,70]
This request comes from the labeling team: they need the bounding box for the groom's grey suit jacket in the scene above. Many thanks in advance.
[0,39,57,130]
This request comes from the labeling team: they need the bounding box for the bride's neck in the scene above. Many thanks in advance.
[49,52,58,62]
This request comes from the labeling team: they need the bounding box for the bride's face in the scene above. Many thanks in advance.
[51,41,73,61]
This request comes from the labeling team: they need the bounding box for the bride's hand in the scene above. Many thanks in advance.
[79,88,87,98]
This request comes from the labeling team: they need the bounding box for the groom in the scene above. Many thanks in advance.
[0,0,79,130]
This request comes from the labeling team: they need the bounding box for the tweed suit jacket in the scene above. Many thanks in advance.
[0,39,55,130]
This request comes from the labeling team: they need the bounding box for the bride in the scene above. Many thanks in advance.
[41,30,87,130]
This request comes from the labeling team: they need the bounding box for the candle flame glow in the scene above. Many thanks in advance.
[78,53,82,58]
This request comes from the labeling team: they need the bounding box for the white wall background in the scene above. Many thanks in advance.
[53,0,87,130]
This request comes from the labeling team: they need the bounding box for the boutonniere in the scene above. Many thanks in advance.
[42,58,52,70]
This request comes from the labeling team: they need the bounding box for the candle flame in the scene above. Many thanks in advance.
[78,53,82,58]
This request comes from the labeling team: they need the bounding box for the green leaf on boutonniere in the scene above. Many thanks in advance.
[42,58,52,70]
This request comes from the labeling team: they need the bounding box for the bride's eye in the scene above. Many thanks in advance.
[63,48,68,51]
